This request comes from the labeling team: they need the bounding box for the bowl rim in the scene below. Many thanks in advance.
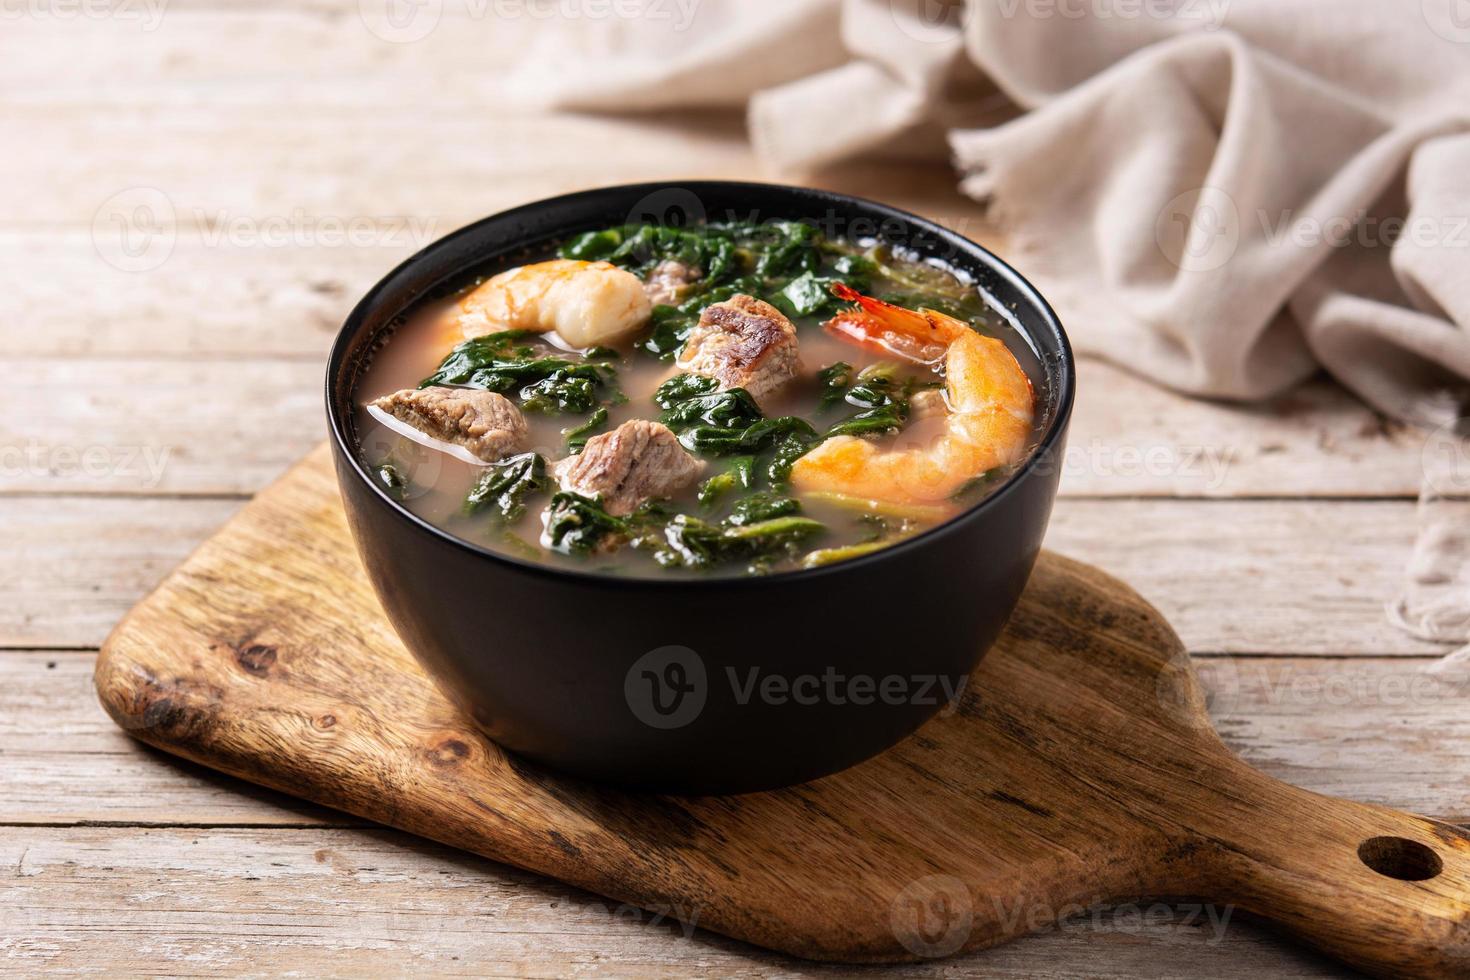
[326,179,1075,590]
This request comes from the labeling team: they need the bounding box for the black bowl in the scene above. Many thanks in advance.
[326,181,1074,794]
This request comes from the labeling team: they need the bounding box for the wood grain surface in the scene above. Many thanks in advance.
[5,4,1466,975]
[93,448,1470,977]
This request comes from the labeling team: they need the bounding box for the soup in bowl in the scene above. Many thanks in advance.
[327,182,1073,794]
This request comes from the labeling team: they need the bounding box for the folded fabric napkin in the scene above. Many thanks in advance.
[518,0,1470,424]
[511,0,1470,672]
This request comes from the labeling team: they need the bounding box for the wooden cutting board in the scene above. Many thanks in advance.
[96,445,1469,977]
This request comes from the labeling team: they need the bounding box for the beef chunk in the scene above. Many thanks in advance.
[369,387,527,463]
[554,419,705,515]
[676,294,799,403]
[643,260,701,307]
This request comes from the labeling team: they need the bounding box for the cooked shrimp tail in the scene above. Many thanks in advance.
[823,282,968,363]
[792,287,1036,505]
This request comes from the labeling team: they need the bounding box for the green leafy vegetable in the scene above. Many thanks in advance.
[950,468,1003,502]
[821,361,921,439]
[748,220,820,278]
[463,453,549,523]
[376,461,408,501]
[801,539,892,569]
[652,513,825,571]
[679,414,818,457]
[519,369,600,414]
[697,471,738,508]
[560,228,623,260]
[556,220,866,360]
[419,333,618,416]
[542,492,631,555]
[699,455,760,506]
[766,432,817,486]
[726,492,801,526]
[562,407,609,454]
[655,374,763,431]
[831,253,878,281]
[655,373,818,462]
[816,361,854,411]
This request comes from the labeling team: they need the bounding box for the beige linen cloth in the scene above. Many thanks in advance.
[510,0,1470,672]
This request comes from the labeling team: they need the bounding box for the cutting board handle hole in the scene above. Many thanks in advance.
[1356,836,1444,881]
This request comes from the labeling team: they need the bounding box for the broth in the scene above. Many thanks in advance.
[354,222,1042,577]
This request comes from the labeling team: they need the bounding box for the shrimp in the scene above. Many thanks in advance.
[790,284,1035,505]
[448,259,652,350]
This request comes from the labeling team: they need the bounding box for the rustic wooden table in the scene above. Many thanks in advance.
[5,6,1466,977]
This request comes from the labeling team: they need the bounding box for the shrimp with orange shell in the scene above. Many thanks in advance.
[791,284,1036,505]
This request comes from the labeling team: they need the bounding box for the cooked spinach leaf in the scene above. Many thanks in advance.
[375,461,408,501]
[950,468,1003,502]
[822,361,914,438]
[726,492,801,526]
[560,224,736,285]
[655,373,818,465]
[419,334,618,415]
[697,454,758,507]
[766,432,817,486]
[651,513,824,571]
[816,361,854,411]
[655,375,763,431]
[774,271,870,319]
[560,228,623,261]
[562,407,609,454]
[542,492,631,555]
[801,539,892,568]
[519,369,601,414]
[563,220,872,360]
[697,471,737,508]
[638,304,698,360]
[679,414,817,457]
[463,452,549,523]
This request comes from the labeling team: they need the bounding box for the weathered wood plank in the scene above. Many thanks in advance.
[1061,367,1420,497]
[4,650,1464,827]
[3,497,241,649]
[0,237,390,358]
[0,358,323,496]
[0,826,1356,978]
[1,494,1442,653]
[1,7,538,110]
[0,356,1426,497]
[0,104,985,227]
[1045,499,1438,655]
[0,651,353,826]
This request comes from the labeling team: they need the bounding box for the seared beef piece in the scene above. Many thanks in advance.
[676,294,799,403]
[643,260,701,307]
[370,387,528,463]
[554,419,705,516]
